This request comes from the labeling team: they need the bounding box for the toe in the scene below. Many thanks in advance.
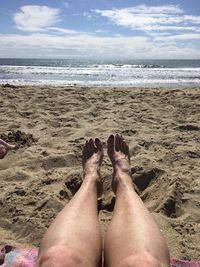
[107,135,114,156]
[120,135,127,154]
[95,138,102,152]
[84,140,90,154]
[122,141,127,154]
[118,135,130,157]
[89,138,97,153]
[125,143,130,158]
[8,144,16,150]
[119,135,124,151]
[82,140,89,162]
[115,134,120,152]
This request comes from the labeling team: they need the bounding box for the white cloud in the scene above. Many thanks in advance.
[141,25,200,32]
[47,27,80,35]
[122,5,184,14]
[0,33,199,59]
[95,4,200,35]
[155,33,200,41]
[13,5,60,31]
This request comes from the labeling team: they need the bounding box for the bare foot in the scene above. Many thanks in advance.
[82,138,103,197]
[0,139,16,159]
[107,134,131,193]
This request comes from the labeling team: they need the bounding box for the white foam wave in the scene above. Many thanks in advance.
[0,65,200,87]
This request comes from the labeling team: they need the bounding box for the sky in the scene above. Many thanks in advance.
[0,0,200,59]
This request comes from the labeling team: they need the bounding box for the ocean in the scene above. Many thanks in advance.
[0,58,200,87]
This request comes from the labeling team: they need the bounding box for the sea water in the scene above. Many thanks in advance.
[0,58,200,87]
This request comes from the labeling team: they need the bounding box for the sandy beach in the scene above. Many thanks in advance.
[0,85,199,260]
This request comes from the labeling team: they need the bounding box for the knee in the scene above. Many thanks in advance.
[120,251,162,267]
[37,244,84,267]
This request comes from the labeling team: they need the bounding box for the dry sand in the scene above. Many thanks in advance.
[0,85,200,260]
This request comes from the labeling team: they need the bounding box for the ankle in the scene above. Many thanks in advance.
[83,174,103,197]
[112,170,133,193]
[83,172,100,181]
[83,166,100,178]
[114,166,131,177]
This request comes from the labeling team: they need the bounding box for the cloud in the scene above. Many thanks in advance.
[47,27,80,35]
[95,4,200,36]
[155,33,200,41]
[13,5,60,31]
[0,33,199,59]
[117,5,184,15]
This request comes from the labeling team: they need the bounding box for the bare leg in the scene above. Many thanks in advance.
[105,134,170,267]
[36,138,103,267]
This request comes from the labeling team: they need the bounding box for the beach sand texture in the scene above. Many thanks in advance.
[0,85,200,260]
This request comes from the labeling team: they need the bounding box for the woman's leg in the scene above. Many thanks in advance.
[104,134,170,267]
[36,138,103,267]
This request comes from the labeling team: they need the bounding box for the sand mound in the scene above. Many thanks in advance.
[0,131,37,148]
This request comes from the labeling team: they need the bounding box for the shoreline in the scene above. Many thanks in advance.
[1,83,200,91]
[0,85,200,260]
[1,58,200,89]
[1,82,200,89]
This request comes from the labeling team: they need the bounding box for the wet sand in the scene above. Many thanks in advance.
[0,85,200,260]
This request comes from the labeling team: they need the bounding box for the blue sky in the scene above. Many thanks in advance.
[0,0,200,59]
